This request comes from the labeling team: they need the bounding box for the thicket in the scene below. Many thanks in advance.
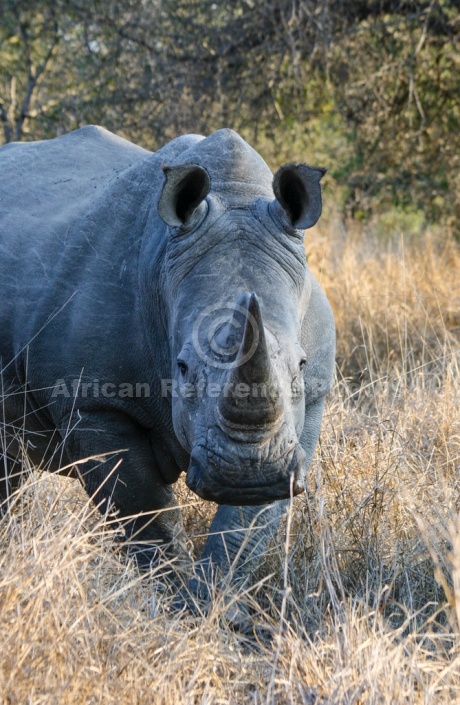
[1,0,459,232]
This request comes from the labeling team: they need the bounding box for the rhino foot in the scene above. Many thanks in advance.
[170,590,254,634]
[169,569,255,634]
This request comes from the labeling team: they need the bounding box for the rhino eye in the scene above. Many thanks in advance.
[299,358,307,371]
[177,360,188,376]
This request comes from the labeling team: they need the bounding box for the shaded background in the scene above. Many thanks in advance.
[1,0,459,234]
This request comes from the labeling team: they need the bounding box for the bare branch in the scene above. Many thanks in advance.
[13,19,60,141]
[0,101,13,143]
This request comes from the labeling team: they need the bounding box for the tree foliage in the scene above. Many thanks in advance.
[1,0,459,229]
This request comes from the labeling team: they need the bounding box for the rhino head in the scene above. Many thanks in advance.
[157,130,326,505]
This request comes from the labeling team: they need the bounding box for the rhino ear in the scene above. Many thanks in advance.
[158,164,211,227]
[273,164,326,229]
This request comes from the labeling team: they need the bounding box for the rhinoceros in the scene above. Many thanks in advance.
[0,126,335,593]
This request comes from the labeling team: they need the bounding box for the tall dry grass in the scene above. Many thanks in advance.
[1,224,460,704]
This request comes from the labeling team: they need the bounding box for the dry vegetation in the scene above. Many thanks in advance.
[1,224,460,704]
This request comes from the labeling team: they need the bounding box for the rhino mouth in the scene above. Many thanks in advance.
[185,441,307,505]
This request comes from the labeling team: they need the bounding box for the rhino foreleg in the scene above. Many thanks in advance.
[187,500,289,607]
[59,411,188,570]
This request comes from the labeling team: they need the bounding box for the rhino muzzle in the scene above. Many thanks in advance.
[185,436,307,505]
[184,292,308,505]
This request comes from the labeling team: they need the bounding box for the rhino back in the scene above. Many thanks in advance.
[0,125,204,253]
[0,126,149,222]
[0,127,203,422]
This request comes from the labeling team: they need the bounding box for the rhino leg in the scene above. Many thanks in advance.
[185,500,289,620]
[59,410,188,570]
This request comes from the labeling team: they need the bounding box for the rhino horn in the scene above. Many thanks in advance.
[219,293,282,427]
[158,164,210,227]
[273,163,326,229]
[235,293,271,385]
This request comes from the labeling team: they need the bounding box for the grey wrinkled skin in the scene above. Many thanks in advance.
[0,126,335,598]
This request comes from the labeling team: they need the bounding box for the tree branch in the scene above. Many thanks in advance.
[13,18,60,141]
[0,101,13,143]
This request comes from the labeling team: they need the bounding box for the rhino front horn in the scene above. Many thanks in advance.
[219,293,282,428]
[158,164,211,227]
[273,163,326,229]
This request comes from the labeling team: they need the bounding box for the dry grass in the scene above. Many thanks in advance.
[1,224,460,703]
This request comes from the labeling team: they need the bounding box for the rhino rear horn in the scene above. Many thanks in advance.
[158,164,211,227]
[273,163,326,229]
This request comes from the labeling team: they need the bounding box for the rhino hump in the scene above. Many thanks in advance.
[171,128,274,201]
